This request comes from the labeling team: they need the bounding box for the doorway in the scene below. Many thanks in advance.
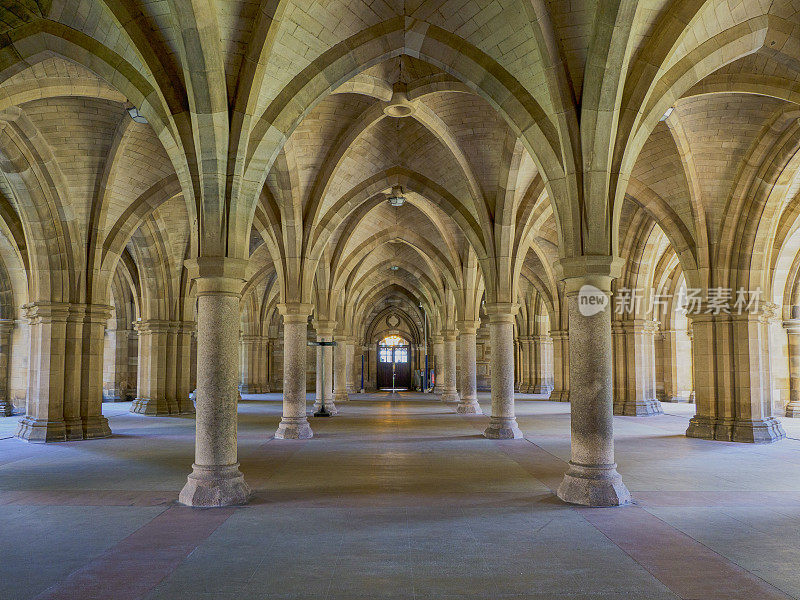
[377,335,411,390]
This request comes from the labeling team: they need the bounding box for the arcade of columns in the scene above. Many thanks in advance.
[0,1,799,508]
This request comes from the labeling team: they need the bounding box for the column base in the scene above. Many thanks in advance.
[614,398,663,416]
[530,384,551,395]
[15,417,67,442]
[177,399,196,415]
[456,398,482,414]
[334,391,349,403]
[130,397,176,416]
[786,401,800,417]
[239,385,260,394]
[557,462,631,507]
[0,399,17,416]
[659,395,688,403]
[179,463,251,507]
[483,416,523,439]
[82,415,112,439]
[549,390,570,402]
[65,417,84,441]
[686,415,786,443]
[313,400,338,415]
[275,416,314,439]
[441,389,460,403]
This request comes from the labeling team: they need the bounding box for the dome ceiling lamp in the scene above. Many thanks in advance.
[383,81,416,118]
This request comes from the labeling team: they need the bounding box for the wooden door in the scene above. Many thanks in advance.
[376,344,412,389]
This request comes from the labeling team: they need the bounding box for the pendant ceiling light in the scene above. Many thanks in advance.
[127,107,148,124]
[387,185,406,207]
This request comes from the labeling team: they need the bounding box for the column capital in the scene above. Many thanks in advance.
[785,319,800,335]
[82,304,114,323]
[23,301,72,323]
[313,319,337,337]
[442,328,458,342]
[431,334,444,345]
[617,318,660,333]
[483,302,519,322]
[456,320,480,335]
[134,319,171,334]
[0,318,13,336]
[185,257,248,296]
[556,255,624,293]
[278,302,313,323]
[177,320,196,334]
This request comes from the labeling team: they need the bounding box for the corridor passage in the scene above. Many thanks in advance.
[2,395,800,600]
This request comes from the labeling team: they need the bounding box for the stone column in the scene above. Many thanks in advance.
[483,303,522,439]
[659,329,682,402]
[612,319,663,416]
[527,336,538,392]
[517,336,529,392]
[131,320,175,415]
[313,320,337,415]
[275,303,314,439]
[687,310,785,443]
[785,320,800,417]
[456,320,481,414]
[62,305,85,439]
[16,303,113,442]
[334,335,350,403]
[0,319,14,416]
[513,338,522,392]
[163,322,179,409]
[359,345,368,392]
[530,335,551,394]
[239,335,259,393]
[440,329,460,402]
[265,338,274,392]
[81,305,114,439]
[345,339,356,393]
[557,258,630,507]
[549,329,570,401]
[179,258,250,507]
[257,336,269,392]
[432,334,444,393]
[16,303,70,441]
[103,327,132,402]
[175,322,195,414]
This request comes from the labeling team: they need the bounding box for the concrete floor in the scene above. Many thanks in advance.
[2,393,800,600]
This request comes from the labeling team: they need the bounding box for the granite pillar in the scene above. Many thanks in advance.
[275,303,314,439]
[556,259,630,507]
[179,258,250,507]
[440,329,460,402]
[456,320,481,414]
[483,303,522,439]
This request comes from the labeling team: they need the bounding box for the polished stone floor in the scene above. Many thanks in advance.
[2,392,800,599]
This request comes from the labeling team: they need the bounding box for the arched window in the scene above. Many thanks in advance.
[379,336,409,363]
